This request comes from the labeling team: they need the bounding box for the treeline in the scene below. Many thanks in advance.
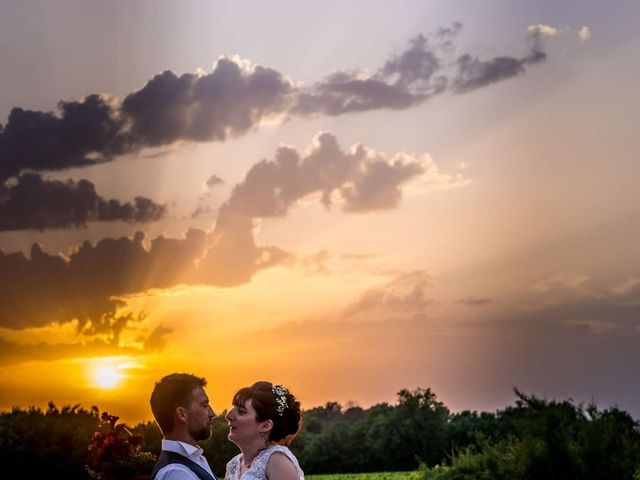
[290,389,640,480]
[1,389,639,479]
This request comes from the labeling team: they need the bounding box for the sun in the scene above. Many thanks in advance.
[93,365,124,389]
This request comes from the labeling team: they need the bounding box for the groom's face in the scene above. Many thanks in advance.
[185,386,215,442]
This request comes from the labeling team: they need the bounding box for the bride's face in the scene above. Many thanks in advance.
[226,398,269,444]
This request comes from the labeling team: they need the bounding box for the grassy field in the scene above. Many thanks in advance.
[307,472,417,480]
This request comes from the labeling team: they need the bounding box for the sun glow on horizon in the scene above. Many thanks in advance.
[93,365,124,389]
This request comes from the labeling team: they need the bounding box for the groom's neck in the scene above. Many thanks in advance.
[165,431,198,447]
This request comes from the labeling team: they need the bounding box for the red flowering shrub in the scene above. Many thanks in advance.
[86,411,155,479]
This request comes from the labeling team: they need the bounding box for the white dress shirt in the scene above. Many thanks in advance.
[155,439,216,480]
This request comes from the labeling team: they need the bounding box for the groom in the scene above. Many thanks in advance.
[150,373,217,480]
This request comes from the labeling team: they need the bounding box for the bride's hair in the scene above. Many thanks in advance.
[232,381,301,444]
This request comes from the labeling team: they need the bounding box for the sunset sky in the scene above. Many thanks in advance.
[1,0,639,424]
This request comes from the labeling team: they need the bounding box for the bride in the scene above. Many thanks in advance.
[225,382,304,480]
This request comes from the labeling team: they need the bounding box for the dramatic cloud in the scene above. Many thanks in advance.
[0,25,551,183]
[520,273,640,334]
[0,57,293,182]
[343,270,433,319]
[578,26,592,42]
[205,173,225,188]
[197,209,290,286]
[532,271,591,294]
[121,56,293,145]
[0,229,208,332]
[294,23,549,115]
[297,250,331,276]
[527,24,560,38]
[0,130,465,332]
[451,49,545,94]
[197,131,465,284]
[191,173,226,219]
[0,173,165,231]
[457,297,493,307]
[142,324,173,352]
[610,278,640,296]
[293,31,451,116]
[216,131,461,218]
[0,94,128,182]
[0,220,288,333]
[0,336,142,366]
[451,22,553,94]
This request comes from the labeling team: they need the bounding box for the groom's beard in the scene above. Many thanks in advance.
[190,425,212,441]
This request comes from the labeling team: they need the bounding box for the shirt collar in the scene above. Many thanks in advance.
[162,439,204,458]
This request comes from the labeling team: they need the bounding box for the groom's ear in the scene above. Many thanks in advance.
[175,406,188,425]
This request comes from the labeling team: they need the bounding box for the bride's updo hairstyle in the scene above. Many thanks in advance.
[232,381,301,444]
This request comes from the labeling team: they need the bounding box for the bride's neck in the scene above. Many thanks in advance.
[240,440,271,467]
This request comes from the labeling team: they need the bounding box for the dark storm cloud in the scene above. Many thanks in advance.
[0,57,293,182]
[293,24,549,115]
[0,94,128,182]
[142,324,173,352]
[343,270,433,318]
[0,221,289,332]
[198,121,463,287]
[190,203,216,219]
[0,229,208,332]
[205,173,225,188]
[0,336,142,366]
[525,277,640,334]
[121,57,292,145]
[467,274,640,336]
[219,131,430,217]
[450,25,549,94]
[190,173,225,219]
[451,50,545,94]
[457,297,493,306]
[436,22,463,40]
[293,73,432,116]
[380,34,444,89]
[293,33,448,116]
[196,132,432,282]
[0,26,550,181]
[196,131,450,285]
[0,129,444,332]
[0,173,165,231]
[197,206,290,286]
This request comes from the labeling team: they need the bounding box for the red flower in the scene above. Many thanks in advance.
[86,410,153,479]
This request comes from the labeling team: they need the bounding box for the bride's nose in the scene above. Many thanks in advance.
[225,409,234,421]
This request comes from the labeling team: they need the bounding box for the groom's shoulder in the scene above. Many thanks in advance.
[155,462,201,480]
[153,450,215,480]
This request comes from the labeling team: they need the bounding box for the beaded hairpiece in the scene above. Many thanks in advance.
[272,384,289,416]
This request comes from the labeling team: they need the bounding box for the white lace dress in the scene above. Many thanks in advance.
[225,445,304,480]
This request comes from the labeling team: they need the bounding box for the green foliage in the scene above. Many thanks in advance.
[296,388,450,474]
[1,388,639,478]
[418,390,640,480]
[307,471,418,480]
[0,403,100,479]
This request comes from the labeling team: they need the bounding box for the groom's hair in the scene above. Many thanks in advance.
[150,373,207,435]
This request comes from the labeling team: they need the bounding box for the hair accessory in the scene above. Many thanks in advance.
[272,384,289,416]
